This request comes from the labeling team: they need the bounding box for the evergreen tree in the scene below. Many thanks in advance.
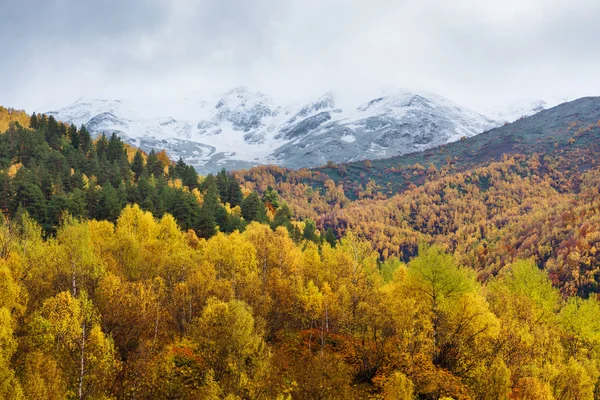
[167,189,200,232]
[201,175,227,229]
[37,114,48,131]
[325,227,337,248]
[216,169,229,201]
[0,172,12,214]
[262,185,280,209]
[45,116,60,149]
[290,224,303,243]
[223,213,246,233]
[271,203,293,230]
[14,182,46,223]
[68,188,87,219]
[96,134,109,160]
[29,112,38,129]
[83,145,100,178]
[174,157,187,179]
[79,125,92,153]
[197,207,217,239]
[106,133,127,165]
[96,183,121,222]
[227,178,243,208]
[136,176,159,215]
[303,218,318,243]
[58,122,68,139]
[146,149,164,178]
[241,192,267,223]
[109,161,124,188]
[181,166,198,190]
[201,176,220,212]
[69,124,80,149]
[85,186,100,220]
[70,171,85,191]
[45,194,70,232]
[131,151,145,181]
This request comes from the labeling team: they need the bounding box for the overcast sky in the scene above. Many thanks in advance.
[2,0,600,113]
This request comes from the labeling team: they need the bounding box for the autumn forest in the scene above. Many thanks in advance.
[2,104,600,400]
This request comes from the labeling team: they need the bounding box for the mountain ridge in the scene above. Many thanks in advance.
[47,87,498,174]
[280,96,600,199]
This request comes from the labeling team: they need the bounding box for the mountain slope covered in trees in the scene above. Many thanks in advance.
[1,102,600,399]
[256,96,600,199]
[235,97,600,297]
[0,113,296,238]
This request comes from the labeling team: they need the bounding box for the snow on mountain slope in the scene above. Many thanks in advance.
[47,87,497,174]
[269,88,497,168]
[482,98,569,124]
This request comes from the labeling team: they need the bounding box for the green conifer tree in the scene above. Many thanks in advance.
[131,151,145,181]
[241,192,267,223]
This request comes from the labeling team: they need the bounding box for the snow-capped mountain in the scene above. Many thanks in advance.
[47,87,498,174]
[482,98,569,124]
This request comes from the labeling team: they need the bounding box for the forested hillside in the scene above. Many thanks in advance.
[0,114,295,238]
[0,106,29,132]
[1,106,600,399]
[236,98,600,297]
[241,97,600,199]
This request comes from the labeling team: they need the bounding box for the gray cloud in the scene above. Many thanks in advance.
[1,0,599,112]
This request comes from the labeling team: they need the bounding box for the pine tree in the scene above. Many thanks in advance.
[29,112,38,129]
[83,146,100,178]
[216,169,229,201]
[68,188,87,219]
[303,219,318,242]
[106,133,127,164]
[131,151,145,181]
[146,150,164,178]
[96,183,121,222]
[45,116,60,149]
[192,175,225,235]
[181,166,198,190]
[325,227,337,248]
[10,169,46,222]
[241,192,267,223]
[223,213,246,233]
[0,172,12,214]
[201,175,220,213]
[69,124,80,149]
[20,184,46,223]
[58,122,68,139]
[271,203,292,230]
[136,176,159,215]
[45,194,70,232]
[197,207,217,238]
[227,179,243,208]
[79,125,92,153]
[262,185,280,209]
[96,134,109,160]
[70,171,85,191]
[174,157,187,179]
[167,189,200,232]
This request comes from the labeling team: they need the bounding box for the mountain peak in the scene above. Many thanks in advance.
[483,97,570,123]
[47,87,503,174]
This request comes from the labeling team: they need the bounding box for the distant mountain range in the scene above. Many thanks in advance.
[298,96,600,198]
[46,87,560,174]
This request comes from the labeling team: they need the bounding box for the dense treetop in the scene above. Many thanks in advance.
[1,105,600,399]
[0,113,298,240]
[0,106,29,132]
